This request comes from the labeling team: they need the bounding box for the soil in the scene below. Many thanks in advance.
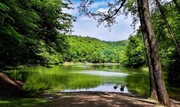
[39,92,180,107]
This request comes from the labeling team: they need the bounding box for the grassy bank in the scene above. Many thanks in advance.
[0,97,48,107]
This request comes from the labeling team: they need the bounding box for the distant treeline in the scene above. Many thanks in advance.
[65,35,127,63]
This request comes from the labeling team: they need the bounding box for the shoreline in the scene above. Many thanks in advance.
[1,91,179,107]
[63,62,120,65]
[38,91,180,107]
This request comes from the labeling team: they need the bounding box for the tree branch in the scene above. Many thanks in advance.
[78,0,127,28]
[103,0,127,21]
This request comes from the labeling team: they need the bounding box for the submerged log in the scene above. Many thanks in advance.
[0,72,23,97]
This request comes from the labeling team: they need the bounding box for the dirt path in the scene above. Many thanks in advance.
[39,92,180,107]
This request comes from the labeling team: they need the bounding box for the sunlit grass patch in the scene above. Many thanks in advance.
[0,97,49,107]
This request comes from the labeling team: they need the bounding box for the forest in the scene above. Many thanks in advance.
[0,0,180,107]
[65,35,127,63]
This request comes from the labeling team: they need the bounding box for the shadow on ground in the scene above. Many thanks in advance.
[1,92,179,107]
[38,92,180,107]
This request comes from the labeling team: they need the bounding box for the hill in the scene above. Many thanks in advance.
[65,35,127,63]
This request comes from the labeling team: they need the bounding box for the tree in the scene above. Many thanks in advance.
[155,0,180,55]
[137,0,170,106]
[66,35,125,63]
[124,33,145,68]
[0,0,74,67]
[150,0,180,90]
[78,0,170,106]
[172,0,180,14]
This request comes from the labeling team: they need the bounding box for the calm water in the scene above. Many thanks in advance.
[8,64,150,96]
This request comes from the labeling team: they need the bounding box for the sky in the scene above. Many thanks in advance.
[63,0,140,41]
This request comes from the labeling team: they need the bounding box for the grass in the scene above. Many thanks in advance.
[0,97,49,107]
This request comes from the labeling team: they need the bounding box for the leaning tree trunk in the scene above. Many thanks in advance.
[137,0,170,106]
[141,18,157,99]
[155,0,180,55]
[144,41,157,99]
[173,0,180,14]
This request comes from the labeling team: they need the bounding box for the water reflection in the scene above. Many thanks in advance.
[74,71,129,77]
[63,83,129,93]
[8,65,150,97]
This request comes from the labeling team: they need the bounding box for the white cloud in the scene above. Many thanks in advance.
[89,1,108,9]
[65,0,139,41]
[62,0,108,15]
[79,16,94,21]
[62,3,79,15]
[96,8,109,12]
[72,14,138,41]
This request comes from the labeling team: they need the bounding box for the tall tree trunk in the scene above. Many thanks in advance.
[142,22,157,99]
[146,47,158,99]
[137,0,170,106]
[173,0,180,14]
[155,0,180,55]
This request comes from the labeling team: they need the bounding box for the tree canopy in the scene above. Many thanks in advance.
[0,0,74,67]
[65,35,127,63]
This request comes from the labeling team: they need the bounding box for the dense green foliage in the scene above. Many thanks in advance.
[123,1,180,86]
[0,0,179,96]
[65,35,127,63]
[120,31,146,68]
[151,1,180,86]
[0,0,73,67]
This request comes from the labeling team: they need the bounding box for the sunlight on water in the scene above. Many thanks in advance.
[63,83,129,93]
[9,65,150,96]
[74,70,129,77]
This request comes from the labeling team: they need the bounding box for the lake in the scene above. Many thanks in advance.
[7,64,151,97]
